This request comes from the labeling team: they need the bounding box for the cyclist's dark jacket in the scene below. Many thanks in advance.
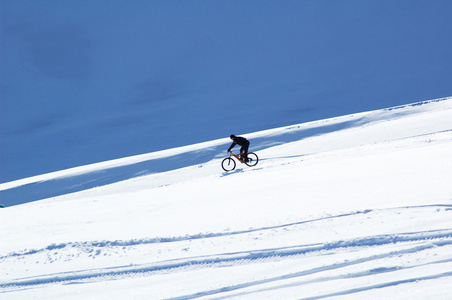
[228,136,249,152]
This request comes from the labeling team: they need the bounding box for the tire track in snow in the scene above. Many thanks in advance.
[208,259,452,300]
[1,229,452,293]
[300,271,452,300]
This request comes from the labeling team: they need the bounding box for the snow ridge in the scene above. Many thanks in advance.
[1,97,451,206]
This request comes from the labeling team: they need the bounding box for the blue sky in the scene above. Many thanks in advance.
[1,0,451,182]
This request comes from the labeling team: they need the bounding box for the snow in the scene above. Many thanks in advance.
[0,97,452,299]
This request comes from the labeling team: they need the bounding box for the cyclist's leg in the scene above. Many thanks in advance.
[241,142,250,162]
[239,146,244,161]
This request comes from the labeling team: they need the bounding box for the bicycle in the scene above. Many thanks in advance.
[221,151,259,172]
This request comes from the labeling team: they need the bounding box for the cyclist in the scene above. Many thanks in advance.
[227,134,250,162]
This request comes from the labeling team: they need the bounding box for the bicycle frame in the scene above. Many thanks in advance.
[229,152,246,163]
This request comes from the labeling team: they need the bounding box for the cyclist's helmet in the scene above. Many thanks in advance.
[230,134,236,139]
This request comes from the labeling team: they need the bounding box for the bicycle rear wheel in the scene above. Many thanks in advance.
[245,152,258,167]
[221,157,236,171]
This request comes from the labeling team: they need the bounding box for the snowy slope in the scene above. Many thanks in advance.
[1,97,452,299]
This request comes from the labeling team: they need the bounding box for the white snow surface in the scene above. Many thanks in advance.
[1,97,452,299]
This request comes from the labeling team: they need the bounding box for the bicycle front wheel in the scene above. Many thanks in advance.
[245,152,258,167]
[221,157,236,172]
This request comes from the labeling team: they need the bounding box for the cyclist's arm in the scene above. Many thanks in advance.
[227,142,237,152]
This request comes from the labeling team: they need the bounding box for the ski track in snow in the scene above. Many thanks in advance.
[1,205,452,296]
[2,230,452,289]
[2,230,452,298]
